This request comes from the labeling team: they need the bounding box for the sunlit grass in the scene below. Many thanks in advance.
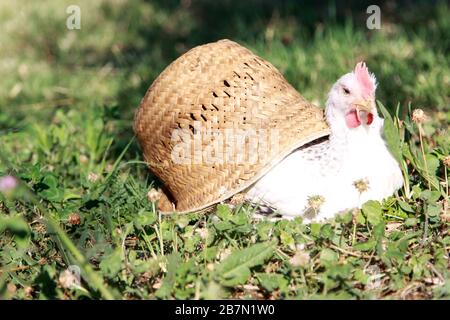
[0,1,449,300]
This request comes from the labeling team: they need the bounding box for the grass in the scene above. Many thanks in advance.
[0,0,449,299]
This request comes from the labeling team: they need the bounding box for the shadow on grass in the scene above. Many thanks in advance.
[109,0,447,160]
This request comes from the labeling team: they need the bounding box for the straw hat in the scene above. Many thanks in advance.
[134,39,330,213]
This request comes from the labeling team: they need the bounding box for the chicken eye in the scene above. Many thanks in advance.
[342,87,351,95]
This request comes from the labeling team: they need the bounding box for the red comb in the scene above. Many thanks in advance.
[354,61,374,98]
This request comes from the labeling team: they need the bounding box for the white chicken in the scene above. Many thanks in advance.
[245,62,404,222]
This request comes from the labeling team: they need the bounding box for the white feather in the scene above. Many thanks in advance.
[245,68,404,222]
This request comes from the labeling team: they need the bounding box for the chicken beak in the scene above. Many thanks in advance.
[353,99,374,126]
[353,99,373,113]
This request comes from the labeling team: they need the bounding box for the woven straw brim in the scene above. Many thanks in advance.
[134,39,330,214]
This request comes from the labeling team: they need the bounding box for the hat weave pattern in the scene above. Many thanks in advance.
[134,39,330,213]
